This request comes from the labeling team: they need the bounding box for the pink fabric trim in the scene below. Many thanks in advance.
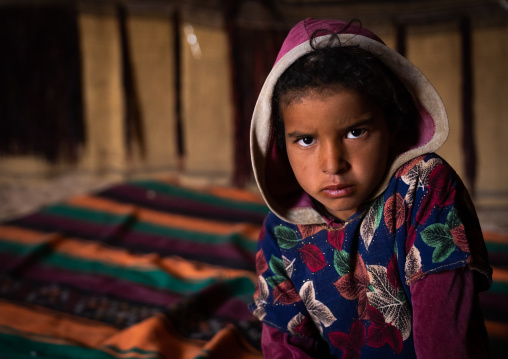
[413,102,435,148]
[275,18,384,65]
[294,192,314,209]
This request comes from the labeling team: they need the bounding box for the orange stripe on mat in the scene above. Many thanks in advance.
[102,315,264,359]
[101,314,204,359]
[67,195,260,241]
[0,225,52,245]
[0,225,256,281]
[54,239,256,281]
[195,324,264,359]
[485,320,508,340]
[492,266,508,283]
[483,230,508,244]
[55,239,157,269]
[0,225,157,269]
[153,178,265,204]
[0,300,118,347]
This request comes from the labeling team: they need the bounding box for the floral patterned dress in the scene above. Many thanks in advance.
[249,154,491,358]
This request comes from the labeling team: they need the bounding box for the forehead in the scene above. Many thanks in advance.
[279,85,344,108]
[281,88,383,129]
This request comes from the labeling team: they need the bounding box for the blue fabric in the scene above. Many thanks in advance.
[249,154,492,358]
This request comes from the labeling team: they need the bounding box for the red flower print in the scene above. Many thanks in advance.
[328,229,345,250]
[366,305,403,354]
[334,254,370,319]
[384,193,406,234]
[298,224,323,239]
[288,313,320,337]
[451,225,469,252]
[386,254,400,293]
[405,225,416,254]
[299,244,327,272]
[329,320,366,359]
[256,249,268,274]
[259,223,266,240]
[416,163,456,225]
[395,156,426,178]
[273,280,301,305]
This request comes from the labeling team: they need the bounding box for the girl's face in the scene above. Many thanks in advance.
[282,89,392,221]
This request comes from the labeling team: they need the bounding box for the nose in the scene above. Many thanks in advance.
[320,141,349,175]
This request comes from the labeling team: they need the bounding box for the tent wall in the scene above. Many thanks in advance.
[0,3,506,208]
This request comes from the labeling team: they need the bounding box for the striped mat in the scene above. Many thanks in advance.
[481,230,508,358]
[0,178,505,358]
[0,179,268,358]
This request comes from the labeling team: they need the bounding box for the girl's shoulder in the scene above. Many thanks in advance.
[394,153,453,179]
[388,153,461,208]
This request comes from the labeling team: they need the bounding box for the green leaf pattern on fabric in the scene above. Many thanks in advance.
[269,255,287,277]
[275,225,301,249]
[421,208,464,263]
[421,223,456,263]
[447,207,462,229]
[267,255,289,287]
[334,250,350,276]
[266,275,288,288]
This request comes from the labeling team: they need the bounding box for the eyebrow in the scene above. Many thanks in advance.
[286,131,311,138]
[342,118,376,130]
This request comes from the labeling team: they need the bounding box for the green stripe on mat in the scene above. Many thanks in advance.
[42,204,130,226]
[41,205,257,253]
[130,180,269,215]
[104,345,163,358]
[489,281,508,295]
[0,239,255,296]
[133,221,257,252]
[193,349,211,359]
[486,241,508,253]
[0,331,123,359]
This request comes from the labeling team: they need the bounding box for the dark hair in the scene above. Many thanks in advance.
[272,27,419,150]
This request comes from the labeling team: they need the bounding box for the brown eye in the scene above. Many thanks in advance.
[297,136,316,146]
[347,129,366,139]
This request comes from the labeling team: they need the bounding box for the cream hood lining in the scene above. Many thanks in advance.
[250,33,449,225]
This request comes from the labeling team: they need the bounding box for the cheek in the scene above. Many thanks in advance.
[289,158,308,177]
[287,151,313,184]
[287,150,302,175]
[369,143,391,180]
[354,139,390,176]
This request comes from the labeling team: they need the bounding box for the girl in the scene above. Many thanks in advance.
[249,18,491,358]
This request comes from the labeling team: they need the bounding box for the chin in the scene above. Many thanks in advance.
[324,205,358,218]
[323,200,357,213]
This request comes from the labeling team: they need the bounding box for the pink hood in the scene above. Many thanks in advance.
[250,18,449,224]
